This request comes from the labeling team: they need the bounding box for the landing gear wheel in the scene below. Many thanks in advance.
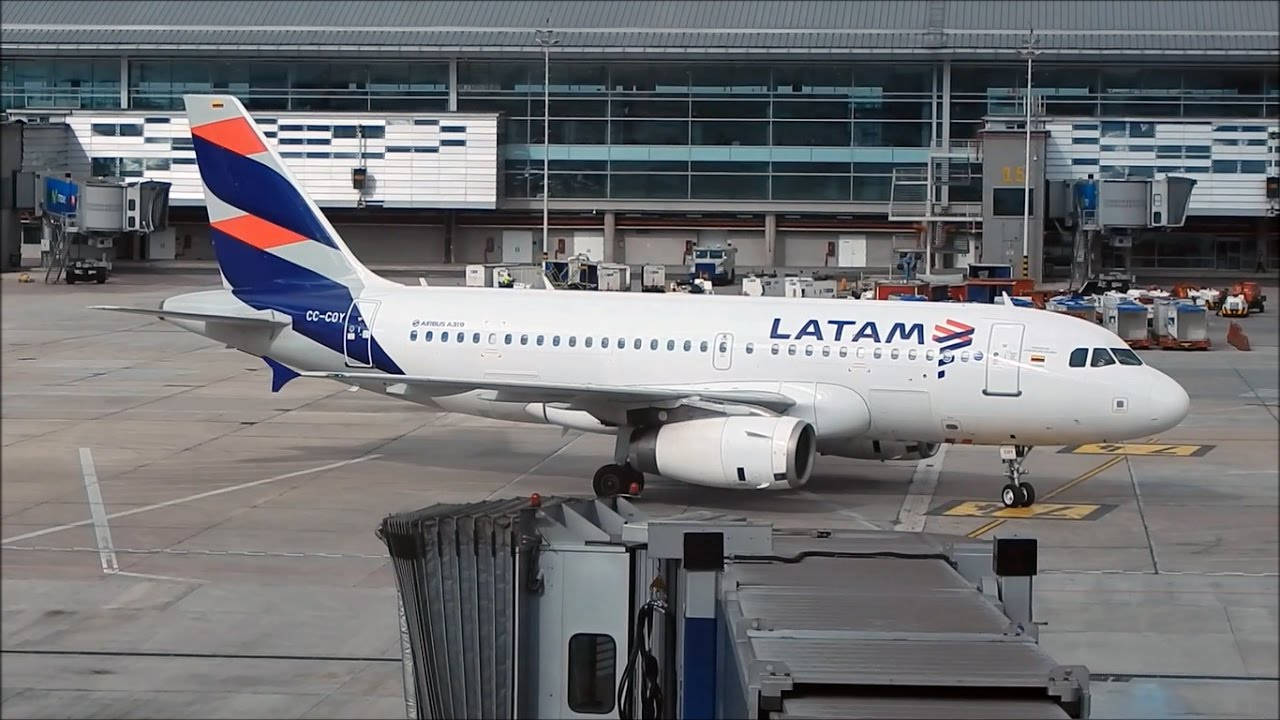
[592,464,628,498]
[1001,484,1020,509]
[1019,482,1036,507]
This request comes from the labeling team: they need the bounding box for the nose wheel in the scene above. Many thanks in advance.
[592,463,645,498]
[999,445,1036,508]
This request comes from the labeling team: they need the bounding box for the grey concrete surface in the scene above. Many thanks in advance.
[2,271,1276,719]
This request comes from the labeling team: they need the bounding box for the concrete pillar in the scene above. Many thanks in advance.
[447,59,458,112]
[119,56,129,109]
[765,213,779,268]
[604,210,619,263]
[445,211,456,264]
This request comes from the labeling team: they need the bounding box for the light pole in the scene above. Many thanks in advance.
[1019,31,1040,279]
[535,29,559,260]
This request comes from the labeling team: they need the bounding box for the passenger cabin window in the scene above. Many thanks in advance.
[567,633,616,714]
[409,330,418,341]
[1112,348,1143,366]
[456,332,463,342]
[634,338,643,350]
[890,348,900,360]
[1090,348,1116,367]
[822,346,830,358]
[503,333,512,345]
[536,335,544,346]
[425,331,434,342]
[700,341,709,352]
[488,333,497,344]
[1069,348,1088,367]
[683,340,692,352]
[908,349,917,361]
[873,348,883,359]
[569,336,577,347]
[804,345,814,357]
[650,339,658,350]
[788,345,797,356]
[473,332,481,343]
[718,340,728,353]
[585,337,593,348]
[745,342,754,354]
[520,334,528,346]
[552,335,560,347]
[667,340,675,351]
[771,344,779,355]
[602,337,610,349]
[839,347,848,358]
[441,332,449,343]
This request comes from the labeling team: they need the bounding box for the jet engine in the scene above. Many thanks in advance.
[820,437,941,461]
[630,416,816,489]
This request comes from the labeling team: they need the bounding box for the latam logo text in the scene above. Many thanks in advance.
[769,318,926,345]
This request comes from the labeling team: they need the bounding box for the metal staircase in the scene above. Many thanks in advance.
[43,215,73,284]
[888,141,984,222]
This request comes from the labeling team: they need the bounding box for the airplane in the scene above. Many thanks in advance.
[93,95,1191,509]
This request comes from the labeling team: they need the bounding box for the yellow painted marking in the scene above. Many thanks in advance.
[1069,443,1209,457]
[966,455,1127,538]
[944,501,1104,520]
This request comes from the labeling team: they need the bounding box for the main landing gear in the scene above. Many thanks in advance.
[592,426,645,498]
[592,463,645,498]
[999,445,1036,508]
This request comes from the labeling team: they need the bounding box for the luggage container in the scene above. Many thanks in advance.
[1103,295,1151,348]
[492,264,548,288]
[641,264,666,292]
[466,263,498,287]
[875,281,930,301]
[1160,301,1210,349]
[740,275,764,297]
[597,263,631,291]
[1047,296,1097,322]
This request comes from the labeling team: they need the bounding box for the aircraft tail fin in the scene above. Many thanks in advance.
[182,94,394,294]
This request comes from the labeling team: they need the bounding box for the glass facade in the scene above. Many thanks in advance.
[1,58,121,109]
[2,57,1275,204]
[951,65,1280,140]
[127,59,450,111]
[463,62,936,202]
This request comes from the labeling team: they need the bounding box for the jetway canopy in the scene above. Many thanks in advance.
[378,497,1090,719]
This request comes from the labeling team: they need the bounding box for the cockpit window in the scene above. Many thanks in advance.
[1069,348,1087,367]
[1111,348,1143,366]
[1090,348,1116,367]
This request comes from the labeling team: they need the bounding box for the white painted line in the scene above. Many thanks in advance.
[484,433,581,500]
[794,490,880,530]
[894,444,948,533]
[79,448,118,574]
[111,570,205,585]
[2,453,382,545]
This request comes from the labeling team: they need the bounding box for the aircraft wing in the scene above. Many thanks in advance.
[298,370,796,414]
[90,305,291,327]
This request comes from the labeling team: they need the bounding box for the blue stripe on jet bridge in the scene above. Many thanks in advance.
[214,236,403,376]
[681,616,717,720]
[193,136,338,249]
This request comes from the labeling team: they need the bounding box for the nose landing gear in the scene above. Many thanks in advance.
[999,445,1036,508]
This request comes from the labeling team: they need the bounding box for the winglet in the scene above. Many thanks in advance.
[263,356,300,392]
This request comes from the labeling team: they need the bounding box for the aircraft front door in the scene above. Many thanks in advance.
[344,299,381,368]
[984,322,1025,397]
[713,332,733,370]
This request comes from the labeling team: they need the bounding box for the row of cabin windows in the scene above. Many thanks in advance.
[743,342,983,364]
[1068,347,1144,368]
[410,328,713,353]
[407,328,987,364]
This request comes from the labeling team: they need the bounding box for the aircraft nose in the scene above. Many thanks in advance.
[1146,372,1191,433]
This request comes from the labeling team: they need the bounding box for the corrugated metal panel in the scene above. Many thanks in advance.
[779,694,1072,719]
[3,0,1275,34]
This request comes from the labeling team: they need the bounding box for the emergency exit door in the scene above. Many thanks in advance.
[984,322,1025,396]
[713,332,733,370]
[344,299,381,368]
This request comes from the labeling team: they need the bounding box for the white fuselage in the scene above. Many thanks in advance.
[171,285,1190,451]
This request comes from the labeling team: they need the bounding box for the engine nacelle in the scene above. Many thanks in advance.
[820,437,941,461]
[631,416,816,490]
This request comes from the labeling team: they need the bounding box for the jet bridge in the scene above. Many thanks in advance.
[378,497,1089,719]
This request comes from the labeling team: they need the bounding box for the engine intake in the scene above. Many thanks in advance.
[631,416,816,489]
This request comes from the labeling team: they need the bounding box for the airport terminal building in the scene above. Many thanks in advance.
[2,0,1277,276]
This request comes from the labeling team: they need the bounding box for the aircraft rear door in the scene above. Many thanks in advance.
[344,299,381,368]
[984,322,1025,396]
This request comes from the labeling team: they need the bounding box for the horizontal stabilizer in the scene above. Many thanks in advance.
[89,305,291,327]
